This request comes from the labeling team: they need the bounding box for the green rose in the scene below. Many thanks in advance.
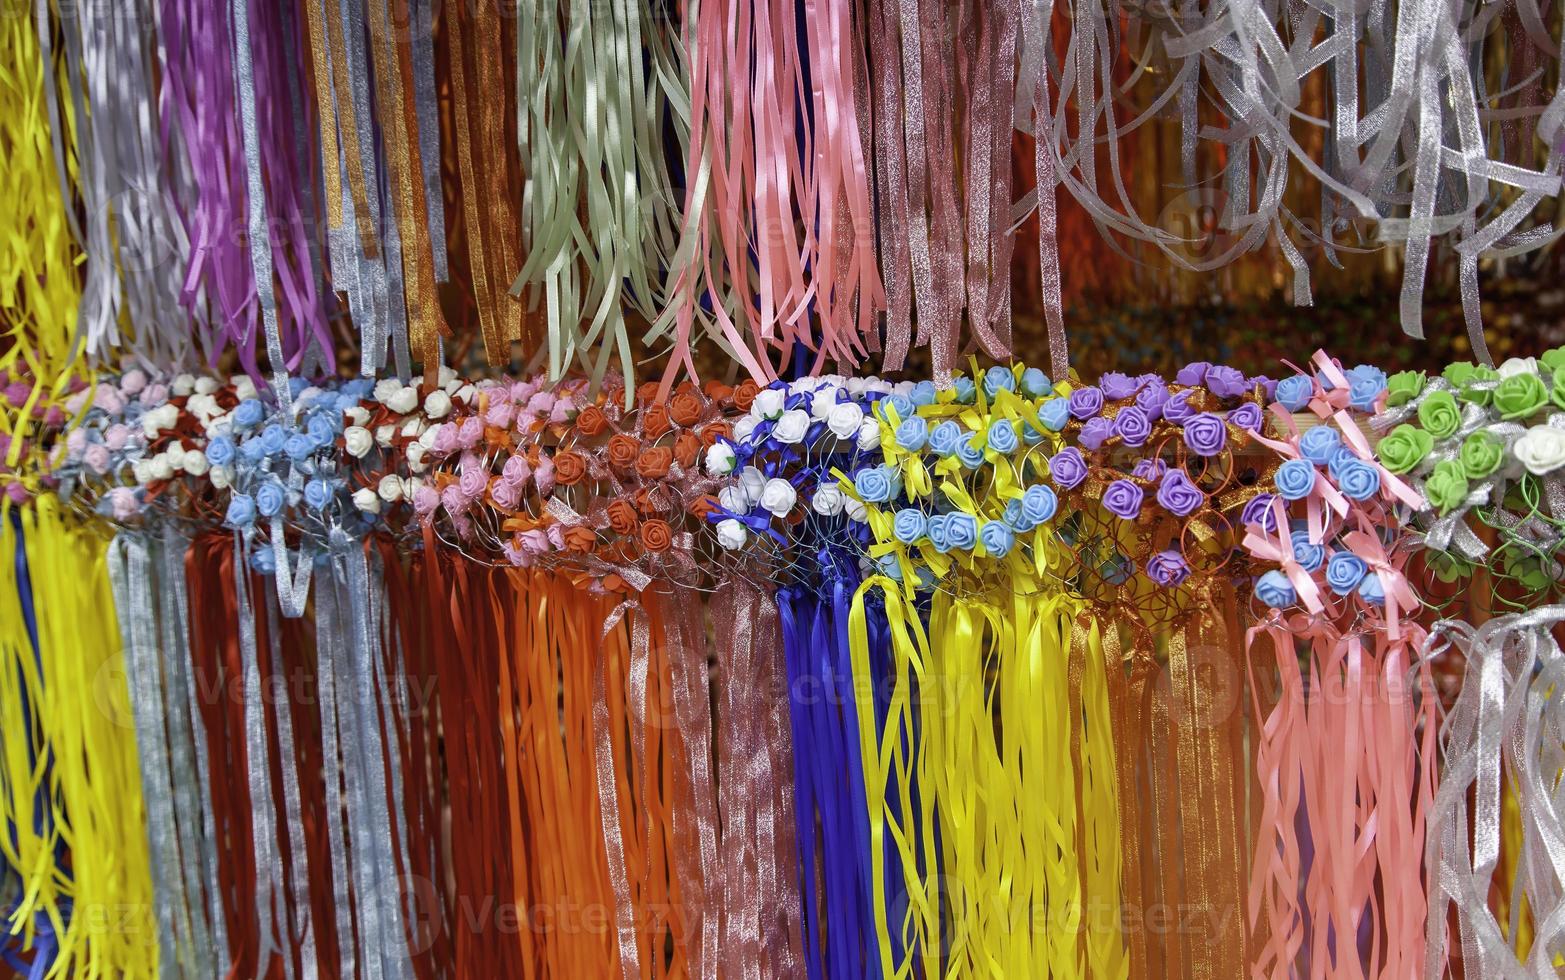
[1494,373,1548,420]
[1417,390,1462,440]
[1430,552,1474,584]
[1551,369,1565,411]
[1542,346,1565,373]
[1424,460,1470,515]
[1443,362,1478,386]
[1459,431,1504,480]
[1378,424,1434,474]
[1458,366,1498,406]
[1385,370,1426,407]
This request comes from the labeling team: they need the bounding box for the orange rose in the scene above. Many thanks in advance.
[689,494,720,521]
[635,484,669,514]
[639,519,673,553]
[553,450,588,486]
[643,405,672,439]
[563,525,598,552]
[703,380,733,402]
[699,421,732,447]
[673,431,702,468]
[606,499,639,535]
[732,380,760,412]
[669,389,704,426]
[606,434,639,471]
[636,382,661,406]
[636,446,674,480]
[576,405,608,437]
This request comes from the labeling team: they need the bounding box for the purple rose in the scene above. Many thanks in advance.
[1182,412,1228,456]
[1146,549,1191,587]
[1100,372,1140,401]
[1175,361,1212,386]
[1204,365,1249,399]
[1050,448,1088,489]
[1241,493,1279,533]
[1135,381,1169,420]
[1114,406,1152,447]
[1157,469,1205,516]
[1102,479,1144,520]
[1068,386,1104,420]
[1227,402,1263,432]
[1162,390,1195,424]
[1132,458,1167,481]
[1079,416,1114,451]
[1253,376,1277,400]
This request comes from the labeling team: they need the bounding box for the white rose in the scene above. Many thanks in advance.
[385,386,419,414]
[377,474,404,502]
[789,377,820,395]
[705,442,737,476]
[375,424,396,447]
[405,477,425,499]
[827,402,864,439]
[424,389,452,419]
[373,378,403,404]
[759,478,797,517]
[232,376,258,402]
[149,453,174,481]
[772,409,810,445]
[344,406,370,427]
[1514,426,1565,475]
[752,388,786,420]
[733,416,757,443]
[893,380,916,398]
[718,486,751,515]
[417,424,439,448]
[810,388,840,419]
[297,386,323,407]
[454,384,476,404]
[437,366,458,389]
[402,417,425,439]
[845,378,867,396]
[739,466,767,504]
[812,483,846,516]
[209,465,231,490]
[715,518,748,550]
[844,497,867,522]
[194,376,219,395]
[406,442,428,472]
[343,425,373,458]
[171,374,195,397]
[1499,356,1540,379]
[167,450,187,473]
[856,418,881,451]
[183,449,209,476]
[131,459,153,484]
[352,488,382,513]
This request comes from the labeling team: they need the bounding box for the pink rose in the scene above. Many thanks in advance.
[533,455,555,495]
[491,479,521,510]
[440,485,472,515]
[527,392,555,415]
[84,444,110,474]
[108,486,137,519]
[139,384,169,407]
[545,524,565,550]
[519,528,550,554]
[119,370,147,395]
[458,466,488,500]
[484,402,514,429]
[103,424,130,451]
[501,455,531,486]
[458,416,484,448]
[430,424,459,457]
[413,485,441,515]
[66,429,86,455]
[94,384,124,415]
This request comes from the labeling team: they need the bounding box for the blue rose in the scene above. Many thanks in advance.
[987,419,1019,455]
[1255,570,1297,609]
[955,434,985,470]
[306,413,337,448]
[233,398,265,429]
[284,433,317,462]
[304,478,335,511]
[880,394,915,422]
[945,513,978,550]
[854,466,895,503]
[983,366,1016,398]
[1021,484,1058,526]
[241,438,266,462]
[952,378,977,404]
[893,508,927,544]
[1290,531,1325,572]
[1326,446,1360,481]
[910,381,938,407]
[875,554,904,582]
[249,546,277,575]
[1274,458,1317,500]
[259,424,288,456]
[1038,398,1069,432]
[205,436,236,468]
[255,482,287,518]
[1357,572,1386,605]
[1335,459,1381,501]
[1021,422,1046,446]
[927,514,951,552]
[1275,375,1313,412]
[225,494,257,528]
[1004,498,1031,532]
[929,420,964,457]
[895,416,929,451]
[980,520,1014,558]
[1347,365,1388,410]
[1298,425,1340,465]
[1020,368,1052,397]
[1325,551,1367,595]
